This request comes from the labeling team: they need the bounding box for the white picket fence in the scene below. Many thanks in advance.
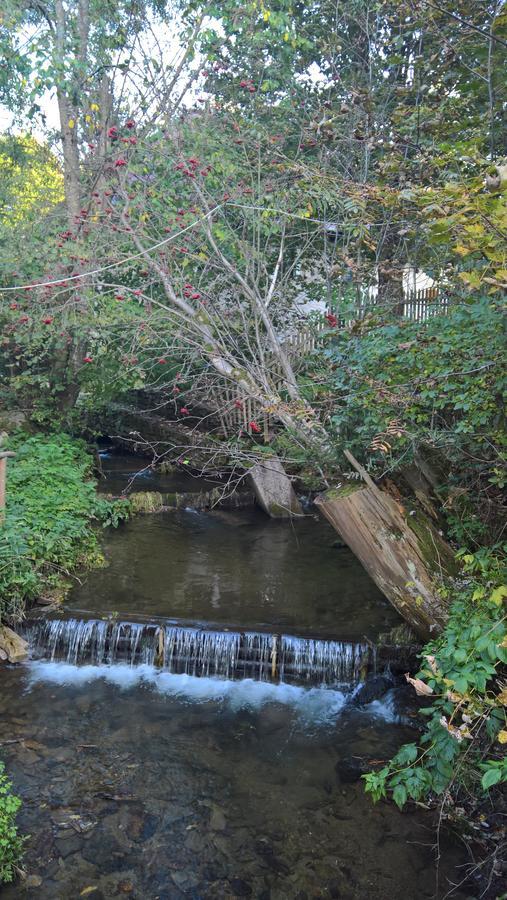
[197,285,450,438]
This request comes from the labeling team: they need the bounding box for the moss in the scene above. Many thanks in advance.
[158,461,178,475]
[407,510,457,575]
[378,623,420,647]
[267,502,286,517]
[129,491,164,513]
[324,482,364,501]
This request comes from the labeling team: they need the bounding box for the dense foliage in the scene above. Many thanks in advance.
[364,548,507,810]
[0,761,23,884]
[0,433,129,622]
[0,0,505,885]
[304,297,506,540]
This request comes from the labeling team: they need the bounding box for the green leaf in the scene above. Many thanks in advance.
[481,768,501,790]
[392,784,407,810]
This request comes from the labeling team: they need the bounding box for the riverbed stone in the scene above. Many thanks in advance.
[55,833,84,858]
[0,625,28,663]
[334,757,366,784]
[229,878,253,896]
[209,805,227,831]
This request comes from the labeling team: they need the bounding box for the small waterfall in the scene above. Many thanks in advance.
[280,636,366,684]
[26,618,158,667]
[163,627,241,679]
[23,617,369,685]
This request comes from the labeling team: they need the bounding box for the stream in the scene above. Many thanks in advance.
[0,454,469,899]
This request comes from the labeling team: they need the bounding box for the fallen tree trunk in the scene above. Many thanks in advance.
[315,482,456,641]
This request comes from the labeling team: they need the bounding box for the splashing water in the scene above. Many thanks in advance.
[23,617,369,685]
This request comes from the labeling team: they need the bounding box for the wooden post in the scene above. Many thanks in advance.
[271,634,278,680]
[0,457,6,524]
[0,433,16,526]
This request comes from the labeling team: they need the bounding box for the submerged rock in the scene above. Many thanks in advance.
[351,674,393,706]
[334,757,369,784]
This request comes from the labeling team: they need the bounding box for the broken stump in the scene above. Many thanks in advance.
[315,482,456,640]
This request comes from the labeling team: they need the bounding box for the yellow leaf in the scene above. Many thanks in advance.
[458,271,482,289]
[68,119,75,129]
[489,585,507,606]
[90,103,100,112]
[464,223,485,236]
[283,31,289,41]
[497,689,507,706]
[80,889,99,897]
[85,114,92,124]
[263,9,271,21]
[497,730,507,744]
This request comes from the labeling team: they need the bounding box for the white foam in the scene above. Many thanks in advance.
[366,691,408,723]
[26,661,347,724]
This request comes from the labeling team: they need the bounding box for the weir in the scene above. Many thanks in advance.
[23,617,369,685]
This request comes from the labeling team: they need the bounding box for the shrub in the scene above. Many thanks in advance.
[363,548,507,809]
[0,433,130,621]
[0,761,24,884]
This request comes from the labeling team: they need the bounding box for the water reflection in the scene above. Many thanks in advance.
[70,510,399,640]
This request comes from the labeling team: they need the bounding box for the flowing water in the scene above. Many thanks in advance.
[0,454,469,899]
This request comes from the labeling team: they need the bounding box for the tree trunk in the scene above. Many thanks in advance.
[55,0,86,227]
[315,482,456,640]
[377,227,404,315]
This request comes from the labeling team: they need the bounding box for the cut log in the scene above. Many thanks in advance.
[248,455,302,518]
[315,483,456,640]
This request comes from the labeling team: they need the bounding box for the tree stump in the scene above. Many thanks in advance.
[315,482,456,640]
